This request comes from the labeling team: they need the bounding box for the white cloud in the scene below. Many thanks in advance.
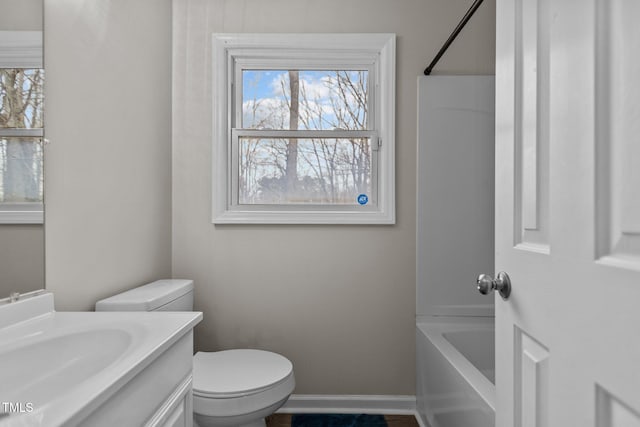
[243,71,367,130]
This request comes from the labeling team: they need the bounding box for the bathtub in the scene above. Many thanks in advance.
[416,320,495,427]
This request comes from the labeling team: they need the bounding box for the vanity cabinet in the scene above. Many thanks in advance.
[156,388,192,427]
[0,291,201,427]
[78,331,194,427]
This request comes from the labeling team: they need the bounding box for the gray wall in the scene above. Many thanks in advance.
[43,0,173,310]
[41,0,495,395]
[0,0,44,296]
[0,0,42,30]
[0,225,44,296]
[172,0,495,395]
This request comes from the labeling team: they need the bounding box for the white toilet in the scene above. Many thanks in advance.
[95,279,295,427]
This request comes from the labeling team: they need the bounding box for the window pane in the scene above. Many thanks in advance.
[0,137,43,203]
[0,69,44,129]
[242,70,368,131]
[238,137,372,205]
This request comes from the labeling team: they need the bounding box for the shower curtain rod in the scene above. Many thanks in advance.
[423,0,485,75]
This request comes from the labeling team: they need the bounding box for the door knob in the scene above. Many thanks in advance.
[477,272,511,300]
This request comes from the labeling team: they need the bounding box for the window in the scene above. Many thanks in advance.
[0,31,44,224]
[212,34,395,224]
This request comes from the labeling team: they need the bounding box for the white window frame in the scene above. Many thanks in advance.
[212,33,395,224]
[0,31,44,224]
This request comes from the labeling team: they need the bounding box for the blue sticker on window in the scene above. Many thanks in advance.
[357,194,369,205]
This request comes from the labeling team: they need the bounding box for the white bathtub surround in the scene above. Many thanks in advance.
[0,291,201,426]
[415,75,496,321]
[415,75,496,427]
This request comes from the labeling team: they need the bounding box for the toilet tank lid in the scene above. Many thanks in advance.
[95,279,193,311]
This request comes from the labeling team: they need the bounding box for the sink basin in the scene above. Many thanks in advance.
[1,329,132,404]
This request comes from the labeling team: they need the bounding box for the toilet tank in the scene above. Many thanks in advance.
[95,279,194,312]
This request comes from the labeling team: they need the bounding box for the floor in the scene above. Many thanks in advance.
[266,414,420,427]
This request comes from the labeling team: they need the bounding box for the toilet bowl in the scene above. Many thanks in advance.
[95,280,295,427]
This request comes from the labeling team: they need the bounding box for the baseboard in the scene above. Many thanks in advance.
[277,394,417,415]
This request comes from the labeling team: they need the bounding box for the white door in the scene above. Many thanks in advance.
[493,0,640,425]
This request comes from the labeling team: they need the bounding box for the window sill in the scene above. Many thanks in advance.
[213,209,395,225]
[0,204,44,224]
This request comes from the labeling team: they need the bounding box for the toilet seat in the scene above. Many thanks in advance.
[192,349,296,419]
[193,349,294,398]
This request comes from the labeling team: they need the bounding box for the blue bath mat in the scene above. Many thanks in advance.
[291,414,387,427]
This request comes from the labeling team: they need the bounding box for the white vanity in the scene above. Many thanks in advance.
[0,290,202,426]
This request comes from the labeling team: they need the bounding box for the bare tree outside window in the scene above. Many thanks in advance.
[239,69,371,205]
[0,68,44,203]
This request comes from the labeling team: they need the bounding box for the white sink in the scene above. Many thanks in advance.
[0,290,202,426]
[1,329,132,404]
